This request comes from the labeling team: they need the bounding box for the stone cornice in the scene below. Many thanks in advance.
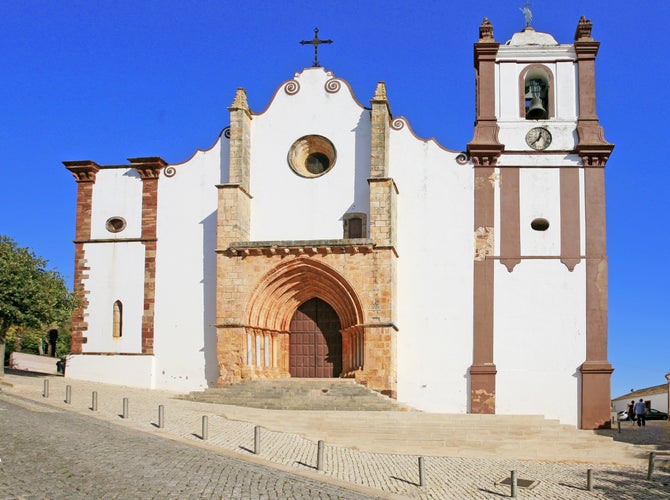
[63,160,101,182]
[366,177,399,194]
[216,183,253,199]
[467,143,505,167]
[577,143,614,167]
[218,239,376,257]
[129,157,167,180]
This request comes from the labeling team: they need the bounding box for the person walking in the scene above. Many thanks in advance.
[634,399,647,427]
[627,400,636,422]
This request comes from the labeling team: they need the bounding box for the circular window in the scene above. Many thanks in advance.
[287,135,336,178]
[530,218,550,231]
[105,217,127,233]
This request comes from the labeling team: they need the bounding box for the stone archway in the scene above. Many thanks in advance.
[216,252,397,397]
[240,258,360,379]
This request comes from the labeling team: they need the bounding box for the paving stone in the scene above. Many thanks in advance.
[2,371,670,499]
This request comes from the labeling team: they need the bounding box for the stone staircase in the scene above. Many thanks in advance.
[179,379,651,465]
[180,378,413,411]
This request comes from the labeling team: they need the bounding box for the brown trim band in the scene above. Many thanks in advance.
[501,150,578,156]
[78,352,153,356]
[493,255,586,260]
[73,238,157,244]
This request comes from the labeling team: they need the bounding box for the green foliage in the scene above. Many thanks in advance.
[0,236,76,367]
[3,324,72,366]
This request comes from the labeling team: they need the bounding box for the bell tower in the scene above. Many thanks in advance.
[468,15,614,429]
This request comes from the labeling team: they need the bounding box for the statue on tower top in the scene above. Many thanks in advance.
[520,1,533,28]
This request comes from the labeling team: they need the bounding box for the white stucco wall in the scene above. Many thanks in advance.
[152,137,226,392]
[90,168,143,240]
[83,167,147,353]
[494,259,586,425]
[82,242,146,353]
[65,354,155,389]
[249,69,371,241]
[519,168,561,256]
[390,121,474,413]
[613,389,669,414]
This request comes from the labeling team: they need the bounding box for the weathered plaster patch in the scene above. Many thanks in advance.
[474,226,494,261]
[488,172,501,188]
[472,388,496,412]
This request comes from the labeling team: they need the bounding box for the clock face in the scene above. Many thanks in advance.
[525,127,552,150]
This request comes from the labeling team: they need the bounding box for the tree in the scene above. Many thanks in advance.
[0,236,76,375]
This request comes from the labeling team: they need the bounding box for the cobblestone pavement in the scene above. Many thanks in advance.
[0,396,380,499]
[596,418,670,451]
[2,372,670,499]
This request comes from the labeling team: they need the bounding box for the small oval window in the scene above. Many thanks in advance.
[106,217,127,233]
[530,218,550,231]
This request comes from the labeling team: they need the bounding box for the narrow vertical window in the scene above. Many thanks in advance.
[349,217,363,238]
[113,300,123,339]
[343,213,367,239]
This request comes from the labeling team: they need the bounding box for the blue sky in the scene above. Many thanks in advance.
[1,1,667,399]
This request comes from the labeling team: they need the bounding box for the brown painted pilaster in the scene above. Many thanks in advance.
[560,167,581,271]
[471,164,497,413]
[574,17,613,156]
[467,19,503,161]
[466,18,503,414]
[573,17,615,429]
[131,157,166,355]
[500,167,520,272]
[64,160,100,353]
[581,161,613,429]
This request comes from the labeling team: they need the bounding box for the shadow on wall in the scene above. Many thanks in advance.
[201,211,218,386]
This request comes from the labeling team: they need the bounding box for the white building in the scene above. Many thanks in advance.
[64,17,614,429]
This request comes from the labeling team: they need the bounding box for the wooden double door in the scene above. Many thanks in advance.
[289,298,342,377]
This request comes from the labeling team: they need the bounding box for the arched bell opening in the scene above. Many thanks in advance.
[519,64,555,120]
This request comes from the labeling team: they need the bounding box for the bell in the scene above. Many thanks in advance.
[526,97,547,120]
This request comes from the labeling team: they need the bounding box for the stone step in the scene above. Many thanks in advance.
[181,378,412,411]
[178,379,647,465]
[203,404,646,465]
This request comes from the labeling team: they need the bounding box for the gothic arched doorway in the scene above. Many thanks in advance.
[289,298,342,377]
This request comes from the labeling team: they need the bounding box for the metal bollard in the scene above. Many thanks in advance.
[158,405,165,429]
[647,452,655,480]
[43,380,49,398]
[617,420,621,433]
[91,391,98,411]
[202,416,208,440]
[418,456,426,487]
[65,385,72,404]
[254,426,261,455]
[316,440,325,471]
[510,470,517,498]
[587,469,594,491]
[122,397,129,419]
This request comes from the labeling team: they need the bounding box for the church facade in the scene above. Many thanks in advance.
[64,17,613,429]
